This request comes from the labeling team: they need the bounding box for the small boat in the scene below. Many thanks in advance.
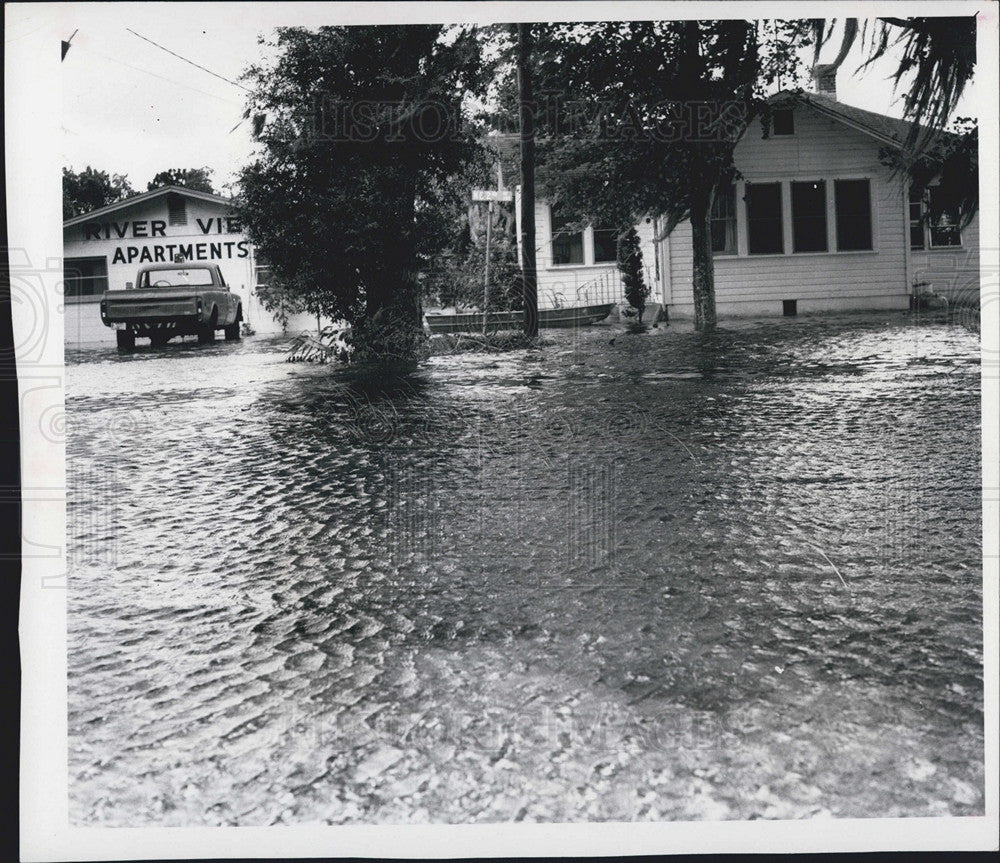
[424,303,615,335]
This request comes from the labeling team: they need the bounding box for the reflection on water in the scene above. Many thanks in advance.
[67,314,984,825]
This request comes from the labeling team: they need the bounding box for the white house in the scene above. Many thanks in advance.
[63,185,323,345]
[515,81,979,319]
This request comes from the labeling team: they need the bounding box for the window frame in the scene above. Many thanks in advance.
[549,205,586,267]
[834,178,874,252]
[771,108,795,137]
[745,182,785,256]
[547,205,630,268]
[711,184,738,256]
[63,255,109,303]
[254,262,272,287]
[790,180,829,254]
[909,185,926,251]
[926,185,963,249]
[591,227,619,264]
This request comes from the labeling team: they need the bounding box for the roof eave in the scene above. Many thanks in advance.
[798,97,904,149]
[63,185,235,228]
[771,91,904,149]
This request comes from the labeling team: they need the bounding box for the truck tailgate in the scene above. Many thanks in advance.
[103,290,199,320]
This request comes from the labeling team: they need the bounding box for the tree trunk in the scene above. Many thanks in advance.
[690,190,717,330]
[359,177,424,362]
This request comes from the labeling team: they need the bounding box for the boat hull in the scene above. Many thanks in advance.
[424,303,614,335]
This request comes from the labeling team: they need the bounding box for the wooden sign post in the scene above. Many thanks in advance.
[471,187,514,334]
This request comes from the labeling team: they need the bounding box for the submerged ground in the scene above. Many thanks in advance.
[66,311,984,825]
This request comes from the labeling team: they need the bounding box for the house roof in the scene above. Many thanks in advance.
[63,184,235,228]
[772,90,945,148]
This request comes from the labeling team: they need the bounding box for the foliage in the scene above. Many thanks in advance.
[880,118,978,230]
[147,167,215,193]
[857,17,976,150]
[497,20,813,329]
[423,227,521,311]
[416,140,522,311]
[428,331,546,354]
[252,280,306,330]
[287,324,354,363]
[236,25,490,361]
[616,227,650,320]
[62,166,133,219]
[813,17,978,221]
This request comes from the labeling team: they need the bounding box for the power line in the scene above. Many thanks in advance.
[73,43,244,107]
[126,27,253,93]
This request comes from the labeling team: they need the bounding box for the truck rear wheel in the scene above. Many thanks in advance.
[198,308,217,344]
[224,306,242,341]
[116,330,135,352]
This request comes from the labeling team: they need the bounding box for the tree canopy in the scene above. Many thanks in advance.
[234,18,978,341]
[236,24,488,360]
[511,20,810,328]
[62,166,134,220]
[147,167,215,193]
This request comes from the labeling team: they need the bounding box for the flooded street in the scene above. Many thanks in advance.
[66,312,984,825]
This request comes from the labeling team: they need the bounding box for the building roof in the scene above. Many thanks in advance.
[772,90,944,148]
[63,184,235,228]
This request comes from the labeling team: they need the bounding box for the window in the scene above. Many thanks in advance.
[909,186,925,250]
[927,186,962,248]
[139,268,215,288]
[835,179,873,251]
[772,109,794,136]
[63,256,108,298]
[909,185,962,249]
[254,262,272,286]
[791,181,827,252]
[550,207,584,265]
[592,228,619,263]
[711,185,737,254]
[167,193,188,226]
[746,183,783,255]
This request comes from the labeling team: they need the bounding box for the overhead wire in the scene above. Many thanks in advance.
[70,42,245,108]
[125,28,253,93]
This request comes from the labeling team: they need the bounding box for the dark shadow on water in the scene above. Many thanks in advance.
[336,358,427,399]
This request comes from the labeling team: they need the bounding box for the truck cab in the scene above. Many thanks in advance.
[100,262,243,352]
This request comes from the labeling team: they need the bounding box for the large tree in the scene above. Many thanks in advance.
[513,20,809,329]
[237,25,487,361]
[147,167,215,194]
[62,166,133,219]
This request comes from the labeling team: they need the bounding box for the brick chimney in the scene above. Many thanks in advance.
[811,63,838,100]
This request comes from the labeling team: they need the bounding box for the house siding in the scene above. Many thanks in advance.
[665,104,911,317]
[515,191,662,308]
[910,211,980,306]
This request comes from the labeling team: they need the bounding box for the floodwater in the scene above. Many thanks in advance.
[66,312,985,825]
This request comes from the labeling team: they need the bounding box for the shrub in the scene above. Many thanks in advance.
[617,227,650,322]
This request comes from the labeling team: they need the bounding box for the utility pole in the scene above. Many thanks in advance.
[483,200,493,335]
[516,23,538,337]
